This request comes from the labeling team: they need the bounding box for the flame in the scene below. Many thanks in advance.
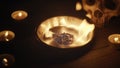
[76,2,82,11]
[2,58,8,66]
[5,31,9,37]
[4,31,9,41]
[114,37,119,42]
[108,34,120,44]
[37,16,95,48]
[18,12,22,17]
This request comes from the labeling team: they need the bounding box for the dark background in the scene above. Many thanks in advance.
[0,0,120,68]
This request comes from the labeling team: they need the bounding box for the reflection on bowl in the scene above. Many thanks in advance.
[37,16,95,48]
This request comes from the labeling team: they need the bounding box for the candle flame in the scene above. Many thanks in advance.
[5,31,9,37]
[2,58,8,66]
[18,12,22,17]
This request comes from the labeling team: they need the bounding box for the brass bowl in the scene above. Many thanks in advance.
[37,16,95,48]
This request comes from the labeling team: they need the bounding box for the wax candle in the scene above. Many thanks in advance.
[0,30,15,42]
[11,10,28,20]
[0,54,15,67]
[108,34,120,44]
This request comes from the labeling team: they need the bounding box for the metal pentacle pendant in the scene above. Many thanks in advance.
[53,33,74,45]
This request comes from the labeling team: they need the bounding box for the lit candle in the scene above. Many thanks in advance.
[4,31,9,41]
[0,54,15,67]
[2,58,8,66]
[108,34,120,44]
[0,30,15,42]
[11,10,28,20]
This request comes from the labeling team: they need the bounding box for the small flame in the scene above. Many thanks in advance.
[108,34,120,44]
[4,31,9,41]
[2,58,8,66]
[11,10,28,20]
[76,2,82,11]
[5,31,9,37]
[75,19,95,44]
[37,16,95,48]
[18,12,22,17]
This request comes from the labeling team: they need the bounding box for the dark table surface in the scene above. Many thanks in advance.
[0,0,120,68]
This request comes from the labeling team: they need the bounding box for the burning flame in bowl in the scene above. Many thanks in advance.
[37,16,95,48]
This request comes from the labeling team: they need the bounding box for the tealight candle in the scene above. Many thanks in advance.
[2,58,8,66]
[0,54,15,67]
[0,30,15,42]
[11,10,28,20]
[108,34,120,44]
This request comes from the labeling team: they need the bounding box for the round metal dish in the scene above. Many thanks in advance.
[37,16,95,48]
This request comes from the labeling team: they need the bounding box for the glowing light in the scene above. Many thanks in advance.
[37,16,95,48]
[108,34,120,44]
[76,2,82,11]
[5,31,9,37]
[0,30,15,42]
[11,10,28,20]
[0,54,15,67]
[18,12,22,17]
[114,37,119,42]
[2,58,8,66]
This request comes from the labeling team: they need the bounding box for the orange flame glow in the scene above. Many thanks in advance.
[37,16,95,48]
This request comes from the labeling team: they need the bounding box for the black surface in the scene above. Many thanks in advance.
[0,0,120,68]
